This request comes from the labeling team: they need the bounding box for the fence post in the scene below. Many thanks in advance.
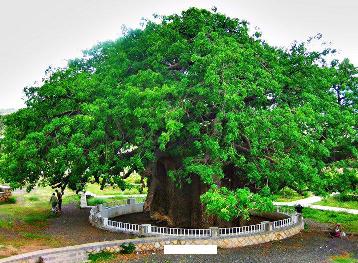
[291,215,296,224]
[103,217,108,227]
[127,198,136,205]
[261,221,270,232]
[139,224,151,236]
[210,227,219,237]
[297,214,303,225]
[98,204,103,212]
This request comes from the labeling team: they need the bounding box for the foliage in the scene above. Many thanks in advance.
[273,187,309,202]
[303,208,358,233]
[120,242,136,254]
[0,115,4,138]
[0,196,16,204]
[0,8,357,221]
[337,192,358,202]
[88,251,116,262]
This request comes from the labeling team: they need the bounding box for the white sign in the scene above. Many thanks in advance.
[164,245,217,254]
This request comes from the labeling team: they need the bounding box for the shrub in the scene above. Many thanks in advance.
[88,251,115,262]
[120,242,136,254]
[338,193,358,202]
[0,196,17,205]
[279,187,298,199]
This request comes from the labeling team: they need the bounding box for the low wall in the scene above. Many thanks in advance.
[0,223,303,263]
[0,186,11,202]
[89,199,144,232]
[102,203,143,218]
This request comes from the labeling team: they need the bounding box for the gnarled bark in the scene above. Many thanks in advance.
[144,156,242,228]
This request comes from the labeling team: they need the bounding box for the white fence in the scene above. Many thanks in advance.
[90,200,303,238]
[273,217,292,230]
[150,226,212,237]
[219,223,266,236]
[107,220,140,233]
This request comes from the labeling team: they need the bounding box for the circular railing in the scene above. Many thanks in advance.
[89,198,303,238]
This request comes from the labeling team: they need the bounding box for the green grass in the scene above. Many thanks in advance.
[0,218,13,229]
[85,183,146,196]
[20,232,51,239]
[273,187,309,202]
[27,196,40,202]
[315,196,358,210]
[330,253,358,263]
[87,195,146,207]
[63,194,80,205]
[88,251,116,262]
[0,187,80,229]
[303,207,358,233]
[87,197,107,206]
[23,211,55,225]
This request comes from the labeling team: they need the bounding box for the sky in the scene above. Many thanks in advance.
[0,0,357,109]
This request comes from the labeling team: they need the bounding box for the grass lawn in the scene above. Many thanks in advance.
[85,183,147,196]
[303,207,358,233]
[0,187,80,258]
[273,187,310,202]
[314,196,358,210]
[330,252,358,263]
[87,195,146,206]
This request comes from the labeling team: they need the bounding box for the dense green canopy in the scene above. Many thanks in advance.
[0,8,357,221]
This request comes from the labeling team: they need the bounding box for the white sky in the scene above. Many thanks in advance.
[0,0,357,109]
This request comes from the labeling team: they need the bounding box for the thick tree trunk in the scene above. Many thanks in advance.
[144,156,241,228]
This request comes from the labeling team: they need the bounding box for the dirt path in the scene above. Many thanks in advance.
[45,203,134,245]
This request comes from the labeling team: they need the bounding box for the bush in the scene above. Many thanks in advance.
[120,242,136,254]
[279,187,297,198]
[0,196,17,205]
[88,251,115,262]
[337,193,358,202]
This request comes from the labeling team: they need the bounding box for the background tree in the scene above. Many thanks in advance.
[0,8,356,227]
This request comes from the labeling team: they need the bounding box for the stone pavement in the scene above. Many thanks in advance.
[128,231,358,263]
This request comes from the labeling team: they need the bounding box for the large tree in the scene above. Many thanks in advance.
[0,8,357,227]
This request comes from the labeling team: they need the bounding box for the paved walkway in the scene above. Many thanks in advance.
[273,196,322,207]
[274,196,358,215]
